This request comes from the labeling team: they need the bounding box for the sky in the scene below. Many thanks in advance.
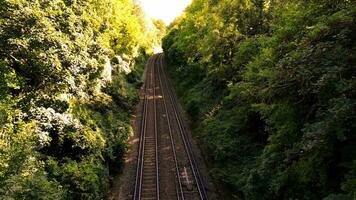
[138,0,192,24]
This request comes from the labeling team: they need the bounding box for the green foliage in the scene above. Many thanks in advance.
[0,0,159,199]
[163,0,356,199]
[0,114,64,199]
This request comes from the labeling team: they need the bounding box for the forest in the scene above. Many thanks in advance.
[163,0,355,199]
[1,0,355,199]
[0,0,164,199]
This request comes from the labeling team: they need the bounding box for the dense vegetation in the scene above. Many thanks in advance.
[163,0,356,199]
[0,0,163,199]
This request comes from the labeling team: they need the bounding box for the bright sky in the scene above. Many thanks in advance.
[138,0,192,24]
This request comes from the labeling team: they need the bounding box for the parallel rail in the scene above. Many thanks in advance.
[156,54,185,200]
[134,55,160,200]
[157,54,208,200]
[133,53,208,200]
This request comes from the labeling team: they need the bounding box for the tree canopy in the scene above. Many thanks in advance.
[0,0,163,199]
[163,0,356,199]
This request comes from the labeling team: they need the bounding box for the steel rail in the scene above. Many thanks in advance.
[156,54,185,200]
[133,55,160,200]
[154,55,160,200]
[158,53,208,200]
[133,56,151,200]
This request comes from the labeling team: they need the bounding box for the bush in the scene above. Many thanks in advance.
[0,0,161,198]
[163,0,356,199]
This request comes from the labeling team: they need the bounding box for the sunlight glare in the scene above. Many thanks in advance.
[138,0,192,24]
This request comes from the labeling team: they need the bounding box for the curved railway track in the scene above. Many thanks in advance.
[133,53,208,200]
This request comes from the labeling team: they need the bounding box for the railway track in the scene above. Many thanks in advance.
[133,53,208,200]
[156,54,185,200]
[157,54,208,200]
[134,55,160,200]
